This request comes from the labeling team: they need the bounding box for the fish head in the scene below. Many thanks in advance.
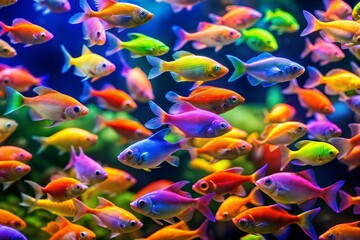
[319,230,340,240]
[10,218,26,230]
[16,150,32,162]
[248,9,263,22]
[206,119,232,138]
[89,167,108,184]
[288,122,307,139]
[55,0,71,12]
[336,2,352,19]
[0,70,14,88]
[209,63,229,79]
[93,29,106,46]
[118,218,143,233]
[10,162,30,179]
[121,172,137,188]
[0,45,16,58]
[95,61,116,76]
[232,213,255,232]
[192,179,217,195]
[322,145,339,162]
[118,147,142,167]
[349,96,360,112]
[75,228,95,240]
[223,93,245,111]
[284,63,305,79]
[255,176,277,195]
[222,28,241,42]
[133,8,154,25]
[261,37,278,52]
[320,103,335,115]
[33,31,54,44]
[122,99,137,112]
[134,128,152,140]
[68,182,88,197]
[130,196,153,216]
[0,118,18,134]
[155,44,170,56]
[330,49,345,61]
[235,140,253,154]
[323,126,342,140]
[64,104,89,120]
[82,133,98,149]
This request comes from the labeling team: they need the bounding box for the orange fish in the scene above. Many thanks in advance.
[5,86,89,127]
[25,177,88,202]
[135,179,173,198]
[0,18,53,47]
[81,82,136,112]
[319,220,360,240]
[0,146,32,162]
[339,146,360,171]
[315,0,352,21]
[329,123,360,159]
[42,216,96,240]
[263,103,296,124]
[0,209,26,230]
[0,160,30,190]
[339,187,360,214]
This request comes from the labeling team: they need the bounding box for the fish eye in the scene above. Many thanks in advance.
[3,78,9,84]
[241,144,246,150]
[19,153,25,158]
[14,221,21,228]
[229,31,234,35]
[297,126,303,132]
[140,10,146,17]
[230,96,238,102]
[264,178,272,186]
[126,150,134,158]
[40,32,46,38]
[328,233,335,240]
[95,170,100,176]
[139,200,146,207]
[6,122,12,128]
[96,31,101,37]
[223,212,228,217]
[125,176,133,182]
[214,65,221,72]
[80,231,87,238]
[266,40,271,44]
[73,106,81,113]
[328,128,334,134]
[329,151,334,155]
[130,220,136,226]
[239,218,248,227]
[102,63,107,68]
[15,166,22,172]
[199,181,209,190]
[86,137,90,141]
[76,184,81,190]
[220,122,227,129]
[291,66,298,71]
[2,48,8,53]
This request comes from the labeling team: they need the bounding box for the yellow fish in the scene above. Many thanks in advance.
[0,118,17,143]
[61,45,115,82]
[0,39,16,58]
[0,208,26,230]
[263,103,296,124]
[189,157,232,173]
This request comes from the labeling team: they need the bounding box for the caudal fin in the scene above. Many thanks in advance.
[80,82,93,102]
[196,193,216,222]
[282,79,299,95]
[165,91,182,103]
[60,45,73,73]
[322,180,345,213]
[24,180,44,204]
[146,56,165,79]
[248,187,264,206]
[338,190,353,212]
[208,13,221,24]
[226,55,246,82]
[105,32,123,56]
[0,21,9,36]
[72,198,89,222]
[251,164,268,183]
[304,66,323,89]
[68,0,92,24]
[19,193,36,213]
[93,115,107,133]
[172,26,189,51]
[195,219,209,240]
[279,145,292,171]
[145,101,167,129]
[32,136,48,154]
[64,146,77,170]
[300,38,314,59]
[301,10,321,37]
[329,137,352,159]
[5,87,24,115]
[297,207,321,240]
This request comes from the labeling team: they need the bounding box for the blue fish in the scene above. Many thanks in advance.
[0,225,27,240]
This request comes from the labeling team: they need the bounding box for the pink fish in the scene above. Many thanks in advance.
[82,18,106,47]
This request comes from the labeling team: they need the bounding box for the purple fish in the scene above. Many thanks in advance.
[145,101,232,138]
[255,169,344,212]
[33,0,71,15]
[306,114,342,141]
[0,225,27,240]
[130,180,215,224]
[339,93,360,115]
[65,146,107,184]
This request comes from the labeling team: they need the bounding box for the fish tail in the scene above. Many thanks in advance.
[19,193,36,213]
[119,52,130,77]
[72,198,89,222]
[251,164,268,183]
[208,13,221,24]
[338,190,353,212]
[24,180,45,204]
[38,74,49,87]
[32,136,48,154]
[60,45,73,73]
[328,137,352,159]
[263,9,273,22]
[68,0,92,24]
[33,0,45,12]
[321,180,345,212]
[297,207,321,240]
[279,145,292,171]
[195,193,216,222]
[64,146,77,170]
[80,81,93,102]
[146,56,165,79]
[304,66,323,89]
[145,101,167,129]
[165,91,182,103]
[172,26,189,51]
[93,115,107,133]
[226,55,246,82]
[195,219,209,240]
[5,87,24,115]
[300,38,314,59]
[301,10,321,37]
[282,79,299,95]
[248,187,264,206]
[0,21,9,36]
[105,32,123,56]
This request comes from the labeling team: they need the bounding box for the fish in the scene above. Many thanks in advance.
[304,66,360,95]
[240,234,265,240]
[33,0,71,15]
[232,205,320,240]
[215,187,264,221]
[120,54,154,103]
[339,146,360,171]
[32,127,98,155]
[339,93,360,115]
[315,0,352,21]
[117,128,188,171]
[135,180,173,199]
[25,177,88,202]
[278,140,339,171]
[19,193,76,217]
[0,160,31,190]
[80,82,137,112]
[61,45,115,82]
[69,0,153,31]
[329,123,360,159]
[255,169,345,212]
[156,0,205,13]
[319,220,360,240]
[0,146,32,162]
[0,118,17,143]
[208,5,262,30]
[0,39,16,58]
[172,22,240,52]
[5,86,89,127]
[145,101,232,138]
[263,103,296,124]
[235,28,278,52]
[189,158,232,173]
[42,216,95,240]
[283,79,334,117]
[300,38,344,66]
[338,187,360,214]
[165,86,245,114]
[253,121,307,151]
[65,146,107,185]
[0,18,53,47]
[263,8,300,34]
[0,209,26,230]
[0,0,17,8]
[349,45,360,60]
[82,17,106,47]
[0,225,27,240]
[353,1,360,20]
[73,197,143,238]
[306,114,342,141]
[130,180,215,224]
[147,51,228,90]
[301,10,360,49]
[106,32,169,57]
[226,53,304,87]
[192,164,268,202]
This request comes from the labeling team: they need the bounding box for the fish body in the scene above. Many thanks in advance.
[306,114,342,141]
[340,146,360,171]
[0,225,27,240]
[0,209,26,230]
[192,165,267,202]
[190,128,248,148]
[172,22,240,52]
[315,0,352,21]
[145,101,232,138]
[165,86,245,114]
[353,1,360,20]
[263,103,295,124]
[329,123,360,159]
[82,17,106,47]
[189,158,231,173]
[236,28,278,52]
[0,0,17,8]
[319,221,360,240]
[256,169,345,212]
[156,0,205,13]
[264,8,299,34]
[33,0,71,15]
[0,160,30,190]
[118,128,187,171]
[0,146,32,162]
[338,187,360,214]
[33,127,97,155]
[0,118,17,143]
[226,53,304,87]
[0,39,16,58]
[135,180,173,198]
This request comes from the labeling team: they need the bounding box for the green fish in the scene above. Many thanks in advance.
[353,2,360,21]
[236,28,278,52]
[105,32,169,58]
[263,8,300,35]
[279,140,339,171]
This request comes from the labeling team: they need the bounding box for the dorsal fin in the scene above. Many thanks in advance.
[349,123,360,137]
[269,204,288,213]
[189,86,212,96]
[149,128,170,141]
[101,84,116,91]
[14,65,30,72]
[295,169,318,187]
[295,140,313,149]
[33,86,59,95]
[314,113,327,122]
[223,167,243,174]
[247,52,273,64]
[127,33,147,40]
[94,0,116,10]
[169,102,197,114]
[325,68,349,77]
[163,180,189,194]
[97,197,115,208]
[197,22,215,31]
[82,45,92,55]
[260,123,278,139]
[13,18,32,26]
[55,216,72,228]
[172,51,194,60]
